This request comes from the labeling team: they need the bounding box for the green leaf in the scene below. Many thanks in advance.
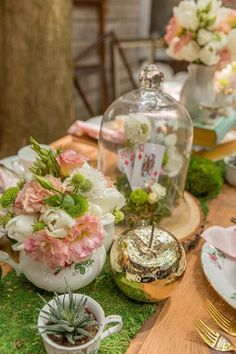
[33,222,45,232]
[62,194,75,208]
[44,195,62,207]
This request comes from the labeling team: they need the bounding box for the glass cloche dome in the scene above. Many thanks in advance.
[98,64,193,226]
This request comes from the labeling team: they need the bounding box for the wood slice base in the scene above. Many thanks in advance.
[159,191,204,245]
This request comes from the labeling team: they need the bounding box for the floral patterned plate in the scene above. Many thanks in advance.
[201,242,236,310]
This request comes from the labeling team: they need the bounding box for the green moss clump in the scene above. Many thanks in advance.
[186,156,224,214]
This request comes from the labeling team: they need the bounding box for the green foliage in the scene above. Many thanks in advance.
[186,156,224,215]
[30,138,61,178]
[17,179,26,190]
[0,262,155,354]
[0,212,12,227]
[0,187,19,208]
[35,176,55,191]
[38,285,98,345]
[44,193,89,219]
[130,189,148,205]
[115,175,173,227]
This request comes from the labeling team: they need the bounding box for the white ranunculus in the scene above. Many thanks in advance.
[197,0,222,17]
[6,215,37,243]
[197,29,213,46]
[199,43,219,65]
[174,1,198,31]
[41,209,75,238]
[150,183,166,200]
[167,38,200,62]
[93,188,126,215]
[89,203,103,218]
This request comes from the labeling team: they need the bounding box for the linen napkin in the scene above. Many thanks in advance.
[0,167,19,193]
[67,120,125,143]
[201,225,236,258]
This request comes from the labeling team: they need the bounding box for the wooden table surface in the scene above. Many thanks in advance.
[1,135,236,353]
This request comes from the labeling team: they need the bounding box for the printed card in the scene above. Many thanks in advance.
[117,148,135,184]
[130,143,165,190]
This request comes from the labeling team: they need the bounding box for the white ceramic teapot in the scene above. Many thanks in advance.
[0,245,106,293]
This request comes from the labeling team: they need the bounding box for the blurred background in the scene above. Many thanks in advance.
[0,0,235,157]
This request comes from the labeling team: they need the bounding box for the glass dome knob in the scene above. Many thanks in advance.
[139,64,164,89]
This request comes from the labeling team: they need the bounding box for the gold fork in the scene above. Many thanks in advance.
[194,318,235,352]
[204,299,236,337]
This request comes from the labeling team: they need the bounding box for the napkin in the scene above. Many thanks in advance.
[201,225,236,258]
[68,120,125,143]
[0,167,19,193]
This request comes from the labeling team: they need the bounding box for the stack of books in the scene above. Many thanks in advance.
[193,111,236,161]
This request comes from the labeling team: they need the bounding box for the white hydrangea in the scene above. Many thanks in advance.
[124,113,151,146]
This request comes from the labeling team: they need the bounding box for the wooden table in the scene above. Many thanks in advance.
[1,135,236,353]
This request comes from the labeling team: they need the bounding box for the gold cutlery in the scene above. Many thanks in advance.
[204,299,236,337]
[194,318,235,352]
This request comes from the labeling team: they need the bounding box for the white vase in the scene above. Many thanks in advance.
[180,64,218,122]
[0,246,106,292]
[38,294,123,354]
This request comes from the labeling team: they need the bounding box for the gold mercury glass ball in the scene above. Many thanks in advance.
[110,225,186,303]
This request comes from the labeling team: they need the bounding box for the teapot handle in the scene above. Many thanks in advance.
[101,315,123,341]
[0,250,21,275]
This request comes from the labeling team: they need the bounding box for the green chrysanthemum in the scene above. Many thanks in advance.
[71,173,92,194]
[33,222,45,232]
[130,189,148,205]
[0,187,19,208]
[65,196,89,218]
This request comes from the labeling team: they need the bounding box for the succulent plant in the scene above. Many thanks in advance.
[38,285,98,345]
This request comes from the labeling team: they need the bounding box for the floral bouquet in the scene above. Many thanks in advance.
[165,0,236,66]
[214,61,236,94]
[0,139,125,272]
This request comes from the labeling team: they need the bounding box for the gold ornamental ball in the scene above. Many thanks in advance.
[110,225,186,303]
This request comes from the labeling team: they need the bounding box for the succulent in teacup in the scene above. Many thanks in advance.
[38,284,99,346]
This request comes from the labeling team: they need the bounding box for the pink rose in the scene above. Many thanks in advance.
[173,32,194,54]
[24,231,70,270]
[165,17,182,45]
[14,175,65,215]
[57,150,89,176]
[66,215,104,264]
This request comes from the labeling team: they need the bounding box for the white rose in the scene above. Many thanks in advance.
[197,29,213,46]
[150,183,166,200]
[93,188,126,215]
[89,203,103,218]
[174,1,198,31]
[167,38,200,62]
[6,215,37,243]
[41,209,75,238]
[199,43,219,65]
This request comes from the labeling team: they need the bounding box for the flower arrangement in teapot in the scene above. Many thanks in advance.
[0,139,125,291]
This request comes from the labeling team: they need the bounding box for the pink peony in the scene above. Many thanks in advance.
[173,32,194,54]
[14,175,65,215]
[24,231,70,269]
[165,17,182,45]
[66,215,104,264]
[57,150,89,176]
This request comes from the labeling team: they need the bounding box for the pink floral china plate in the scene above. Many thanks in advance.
[201,242,236,310]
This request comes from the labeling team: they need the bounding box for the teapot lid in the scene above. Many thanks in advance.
[118,224,184,282]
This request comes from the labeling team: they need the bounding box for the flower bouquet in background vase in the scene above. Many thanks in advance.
[165,0,236,122]
[214,61,236,110]
[0,139,125,292]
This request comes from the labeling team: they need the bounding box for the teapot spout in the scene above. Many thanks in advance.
[0,250,21,275]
